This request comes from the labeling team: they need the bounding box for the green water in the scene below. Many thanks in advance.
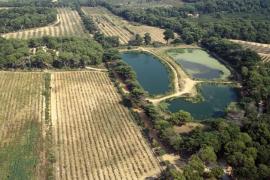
[167,49,231,80]
[121,52,170,95]
[168,84,239,119]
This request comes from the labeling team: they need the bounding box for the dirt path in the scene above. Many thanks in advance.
[229,39,270,48]
[85,66,108,72]
[148,78,200,104]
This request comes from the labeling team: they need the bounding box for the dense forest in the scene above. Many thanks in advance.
[0,7,57,33]
[0,0,56,7]
[100,0,270,43]
[187,0,270,14]
[0,36,103,68]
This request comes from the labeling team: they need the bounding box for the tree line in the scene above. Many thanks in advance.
[0,7,57,33]
[76,6,98,34]
[189,0,270,14]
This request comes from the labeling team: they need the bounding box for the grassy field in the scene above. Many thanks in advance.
[51,71,160,179]
[1,8,86,39]
[82,6,168,44]
[0,72,45,179]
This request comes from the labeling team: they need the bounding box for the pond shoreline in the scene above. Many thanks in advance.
[122,47,201,104]
[121,49,175,98]
[119,46,240,118]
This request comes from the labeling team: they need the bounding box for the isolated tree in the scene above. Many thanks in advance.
[144,33,151,45]
[135,34,143,45]
[163,29,175,43]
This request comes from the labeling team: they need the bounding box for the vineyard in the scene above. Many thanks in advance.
[51,71,161,180]
[82,7,167,44]
[230,39,270,62]
[2,8,86,39]
[0,72,45,179]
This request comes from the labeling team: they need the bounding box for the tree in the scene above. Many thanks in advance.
[209,167,224,179]
[198,146,217,164]
[160,166,186,180]
[258,164,270,180]
[155,120,171,131]
[144,33,151,45]
[169,134,182,150]
[170,110,192,125]
[163,29,175,43]
[128,34,143,46]
[103,49,120,62]
[183,155,204,180]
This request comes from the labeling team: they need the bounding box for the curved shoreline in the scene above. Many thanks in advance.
[121,46,201,104]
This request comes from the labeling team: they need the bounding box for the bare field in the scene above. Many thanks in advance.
[230,39,270,62]
[82,7,168,44]
[2,8,86,39]
[51,71,161,180]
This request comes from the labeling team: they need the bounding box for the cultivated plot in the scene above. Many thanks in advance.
[82,7,167,44]
[2,8,86,39]
[230,39,270,62]
[51,71,160,180]
[0,72,44,146]
[82,7,132,44]
[0,72,45,178]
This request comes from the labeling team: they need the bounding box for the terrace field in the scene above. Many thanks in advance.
[0,71,161,179]
[2,8,86,39]
[230,39,270,62]
[0,72,45,179]
[51,71,161,179]
[82,6,168,44]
